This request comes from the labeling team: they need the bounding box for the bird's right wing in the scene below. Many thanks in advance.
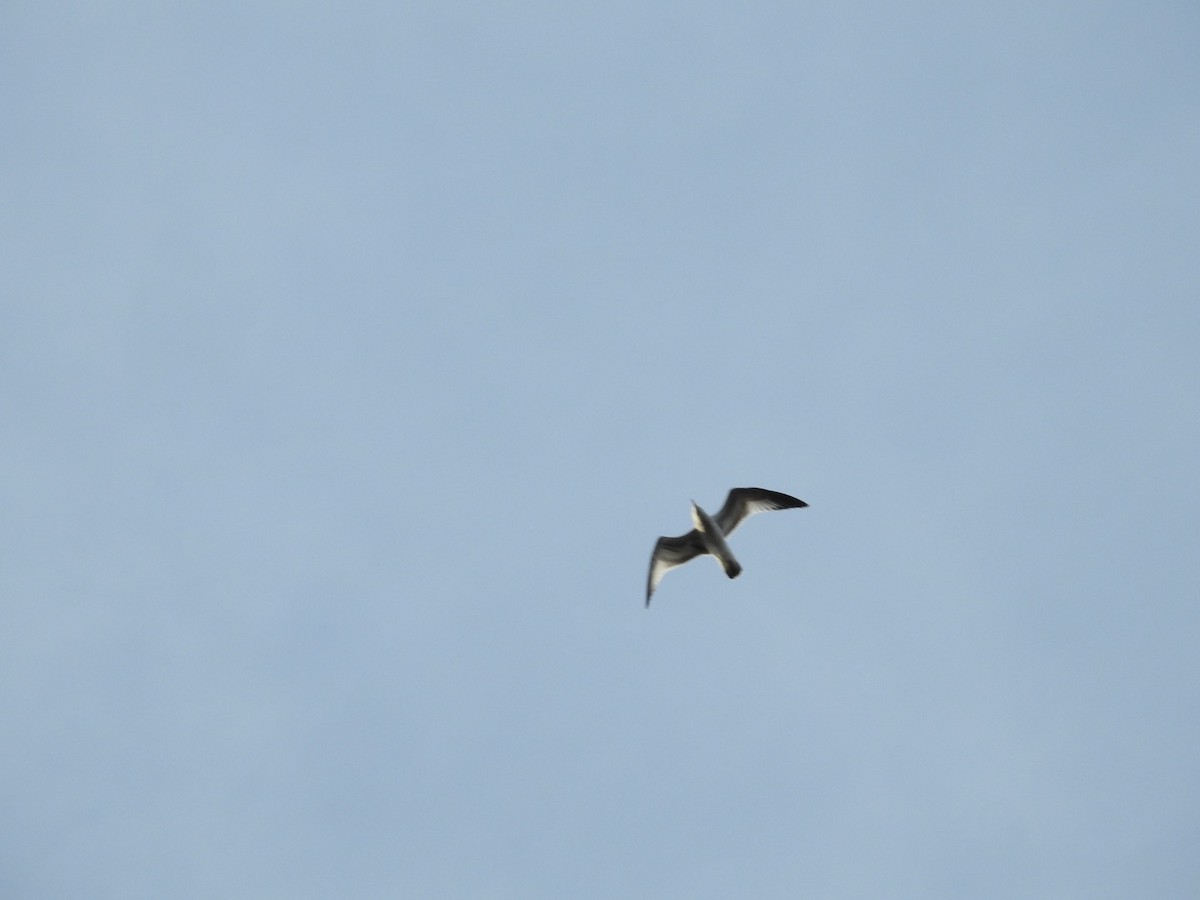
[713,487,807,537]
[646,531,705,606]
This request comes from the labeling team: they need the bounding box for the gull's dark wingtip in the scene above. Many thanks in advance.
[764,489,807,510]
[737,488,808,510]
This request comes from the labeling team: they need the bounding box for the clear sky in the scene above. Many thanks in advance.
[3,3,1199,898]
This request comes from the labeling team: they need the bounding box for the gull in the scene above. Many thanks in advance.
[646,488,808,606]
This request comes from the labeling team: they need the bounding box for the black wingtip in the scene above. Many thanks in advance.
[740,488,807,510]
[776,494,807,510]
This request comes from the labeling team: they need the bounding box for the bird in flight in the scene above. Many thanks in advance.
[645,487,807,606]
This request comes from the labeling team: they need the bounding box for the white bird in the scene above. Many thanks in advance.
[646,488,808,606]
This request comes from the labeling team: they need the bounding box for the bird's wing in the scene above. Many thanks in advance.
[713,487,808,537]
[646,530,705,606]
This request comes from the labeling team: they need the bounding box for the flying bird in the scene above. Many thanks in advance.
[646,487,807,606]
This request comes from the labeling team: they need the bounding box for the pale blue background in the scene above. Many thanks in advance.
[3,3,1198,898]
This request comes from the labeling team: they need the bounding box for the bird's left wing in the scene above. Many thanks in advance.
[646,531,704,606]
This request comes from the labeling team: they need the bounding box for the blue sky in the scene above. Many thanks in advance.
[3,3,1199,897]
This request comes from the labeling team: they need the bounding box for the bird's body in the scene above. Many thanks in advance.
[646,487,807,606]
[689,500,742,580]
